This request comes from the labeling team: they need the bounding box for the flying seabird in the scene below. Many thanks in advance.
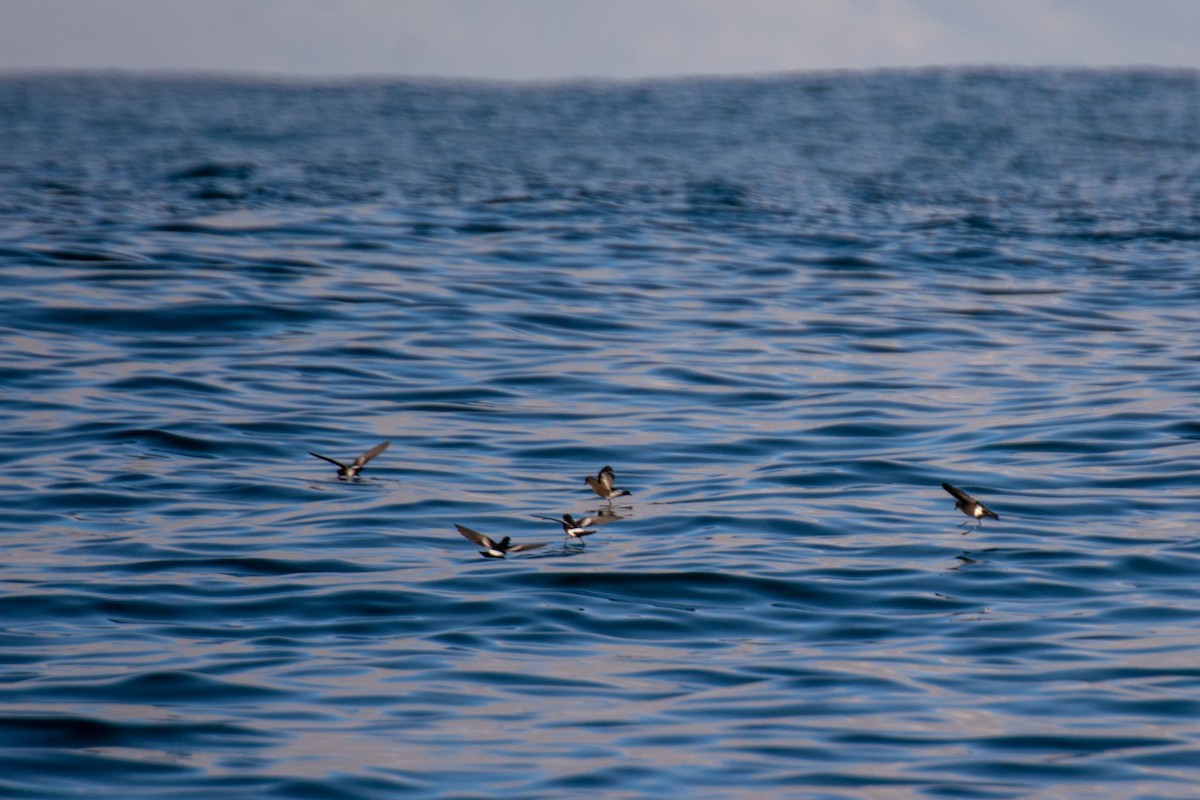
[455,524,547,559]
[585,465,631,502]
[534,512,619,539]
[309,440,390,480]
[942,482,999,531]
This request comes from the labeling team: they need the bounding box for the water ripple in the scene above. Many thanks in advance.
[1,69,1199,799]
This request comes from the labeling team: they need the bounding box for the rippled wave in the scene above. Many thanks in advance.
[0,69,1199,798]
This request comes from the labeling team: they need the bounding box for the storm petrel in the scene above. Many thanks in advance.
[455,524,547,559]
[309,440,390,480]
[585,465,631,502]
[942,482,999,531]
[535,512,618,538]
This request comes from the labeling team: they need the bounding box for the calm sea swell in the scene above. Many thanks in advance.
[0,69,1198,798]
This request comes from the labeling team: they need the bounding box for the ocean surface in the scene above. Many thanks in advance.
[1,68,1199,799]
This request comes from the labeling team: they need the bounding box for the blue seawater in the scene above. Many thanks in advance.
[1,69,1199,799]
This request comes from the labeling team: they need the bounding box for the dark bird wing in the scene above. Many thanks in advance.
[354,440,390,468]
[598,466,616,493]
[508,542,547,553]
[310,452,347,469]
[942,483,973,504]
[455,524,498,550]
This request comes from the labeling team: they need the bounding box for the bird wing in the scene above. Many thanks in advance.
[310,452,347,469]
[508,542,547,553]
[598,465,616,492]
[455,524,497,550]
[354,440,390,468]
[941,483,973,504]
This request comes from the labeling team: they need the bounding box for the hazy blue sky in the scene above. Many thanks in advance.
[2,0,1199,80]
